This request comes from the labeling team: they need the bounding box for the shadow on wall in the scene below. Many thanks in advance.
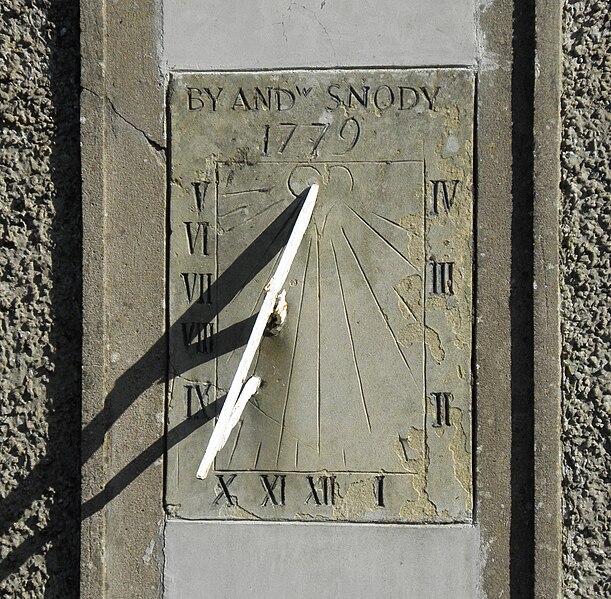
[0,136,302,591]
[78,193,301,517]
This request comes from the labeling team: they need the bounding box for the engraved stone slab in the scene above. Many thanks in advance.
[167,69,474,522]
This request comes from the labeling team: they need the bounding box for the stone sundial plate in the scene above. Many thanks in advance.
[166,69,474,523]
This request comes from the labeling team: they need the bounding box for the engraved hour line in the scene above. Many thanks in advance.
[393,287,418,322]
[227,419,243,466]
[218,205,249,219]
[222,243,282,355]
[372,211,407,232]
[342,228,417,385]
[275,239,313,467]
[223,196,289,232]
[253,442,263,469]
[245,399,318,453]
[347,206,415,270]
[222,187,272,196]
[315,227,322,454]
[330,239,372,433]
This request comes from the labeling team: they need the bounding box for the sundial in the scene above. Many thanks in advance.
[167,69,474,523]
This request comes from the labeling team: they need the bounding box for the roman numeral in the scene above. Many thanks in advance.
[181,273,212,304]
[305,475,336,506]
[184,221,209,255]
[375,475,385,507]
[260,475,286,507]
[431,392,452,428]
[430,261,454,295]
[430,179,459,214]
[191,180,210,212]
[213,474,237,506]
[184,383,213,418]
[181,322,214,354]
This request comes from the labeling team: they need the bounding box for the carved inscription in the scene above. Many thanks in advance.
[184,222,209,255]
[181,273,212,304]
[184,383,213,419]
[375,476,385,507]
[430,179,459,214]
[191,180,210,211]
[262,118,360,157]
[167,69,474,523]
[305,476,336,507]
[213,474,237,506]
[260,475,286,507]
[430,261,455,295]
[187,84,441,113]
[181,322,214,354]
[431,392,453,428]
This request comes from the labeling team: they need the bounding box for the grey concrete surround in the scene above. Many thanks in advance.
[163,0,477,70]
[164,521,480,599]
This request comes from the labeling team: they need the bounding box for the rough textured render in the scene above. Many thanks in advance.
[561,1,610,596]
[0,1,81,597]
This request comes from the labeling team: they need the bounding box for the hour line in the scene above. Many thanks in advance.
[218,204,248,219]
[348,206,416,270]
[275,238,313,467]
[372,211,407,231]
[227,419,244,467]
[253,441,262,469]
[330,239,372,433]
[315,226,322,454]
[248,400,319,453]
[222,187,272,196]
[342,227,417,385]
[224,196,289,232]
[393,287,418,322]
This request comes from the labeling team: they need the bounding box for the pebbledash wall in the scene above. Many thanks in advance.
[0,1,607,598]
[560,1,610,597]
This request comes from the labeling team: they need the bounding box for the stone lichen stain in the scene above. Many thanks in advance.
[332,477,378,520]
[448,406,472,505]
[425,324,446,363]
[395,428,438,521]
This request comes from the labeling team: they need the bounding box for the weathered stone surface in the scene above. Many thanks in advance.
[167,69,474,522]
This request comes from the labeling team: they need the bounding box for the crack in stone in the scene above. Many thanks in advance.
[82,86,166,153]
